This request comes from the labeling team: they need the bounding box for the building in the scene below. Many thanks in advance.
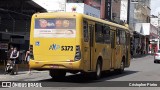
[129,0,152,55]
[129,0,150,28]
[120,0,129,23]
[68,0,104,19]
[150,14,160,51]
[135,23,159,53]
[0,0,46,62]
[112,0,121,23]
[150,15,159,28]
[32,0,131,24]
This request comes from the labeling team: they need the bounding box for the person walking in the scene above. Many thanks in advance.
[25,49,31,74]
[10,47,19,75]
[6,46,13,66]
[7,46,13,60]
[4,46,14,74]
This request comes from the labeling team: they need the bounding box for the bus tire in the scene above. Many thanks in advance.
[116,60,125,74]
[49,70,66,79]
[93,60,102,79]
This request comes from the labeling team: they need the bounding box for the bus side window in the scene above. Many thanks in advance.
[120,30,126,45]
[124,31,126,44]
[123,31,126,45]
[116,29,120,45]
[83,20,89,42]
[103,25,110,44]
[95,23,104,43]
[127,32,130,45]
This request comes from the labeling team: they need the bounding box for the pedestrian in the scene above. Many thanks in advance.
[4,46,14,74]
[6,46,13,66]
[7,46,13,60]
[25,49,31,74]
[10,47,19,75]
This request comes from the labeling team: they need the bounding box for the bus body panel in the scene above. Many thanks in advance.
[34,38,76,60]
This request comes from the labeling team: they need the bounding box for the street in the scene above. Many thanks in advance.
[0,55,160,90]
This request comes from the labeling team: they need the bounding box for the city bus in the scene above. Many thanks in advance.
[29,12,130,79]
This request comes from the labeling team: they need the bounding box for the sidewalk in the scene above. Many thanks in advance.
[132,53,153,59]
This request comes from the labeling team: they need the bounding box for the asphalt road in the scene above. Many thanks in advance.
[1,54,160,90]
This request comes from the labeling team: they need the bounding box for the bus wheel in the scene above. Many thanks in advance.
[49,70,66,79]
[117,60,124,74]
[93,60,102,79]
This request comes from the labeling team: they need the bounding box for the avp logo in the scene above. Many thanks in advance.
[49,44,60,50]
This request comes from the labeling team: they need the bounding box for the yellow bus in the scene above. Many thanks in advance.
[29,12,130,79]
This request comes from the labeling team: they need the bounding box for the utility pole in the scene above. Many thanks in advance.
[127,0,130,24]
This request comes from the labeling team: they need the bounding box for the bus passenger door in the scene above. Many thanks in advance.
[83,21,94,71]
[88,23,95,71]
[125,33,130,67]
[110,30,116,69]
[115,30,121,69]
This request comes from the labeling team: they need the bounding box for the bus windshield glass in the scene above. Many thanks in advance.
[34,18,76,38]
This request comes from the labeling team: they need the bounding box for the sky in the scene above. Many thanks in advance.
[151,0,160,16]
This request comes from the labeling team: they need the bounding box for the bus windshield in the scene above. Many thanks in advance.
[34,18,76,38]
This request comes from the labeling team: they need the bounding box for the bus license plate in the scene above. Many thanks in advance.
[51,65,59,68]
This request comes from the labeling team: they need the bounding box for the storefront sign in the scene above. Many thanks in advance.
[105,0,112,20]
[0,43,8,50]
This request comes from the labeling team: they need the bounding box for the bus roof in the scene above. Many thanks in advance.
[33,12,129,30]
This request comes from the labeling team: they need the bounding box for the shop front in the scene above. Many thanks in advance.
[0,32,27,64]
[135,23,159,55]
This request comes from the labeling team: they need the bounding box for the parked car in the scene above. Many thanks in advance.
[154,50,160,63]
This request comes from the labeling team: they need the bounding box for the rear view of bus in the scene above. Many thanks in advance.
[29,12,82,78]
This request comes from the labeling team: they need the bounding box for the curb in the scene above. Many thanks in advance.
[132,54,149,58]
